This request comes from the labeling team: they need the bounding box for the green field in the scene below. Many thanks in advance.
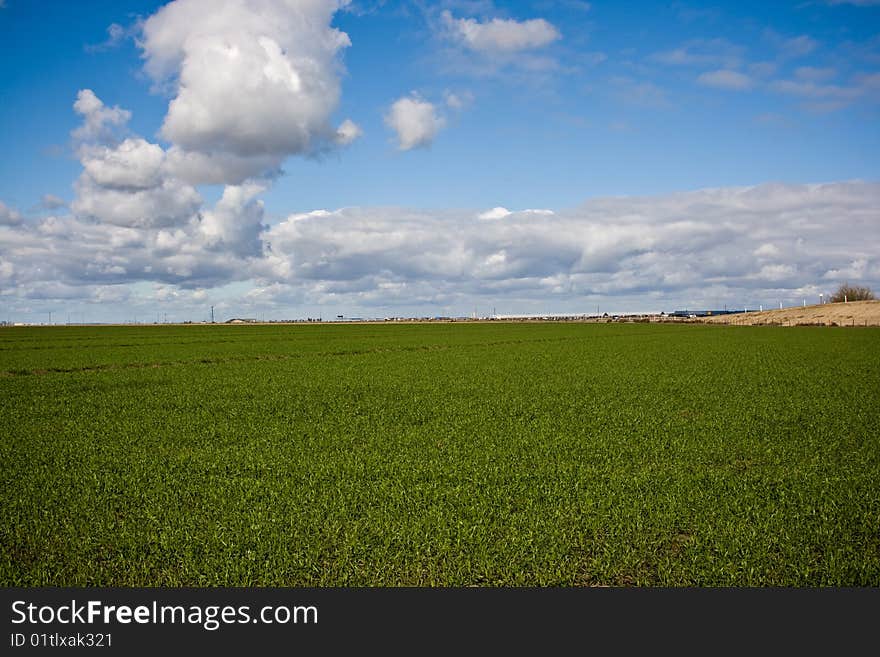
[1,322,878,586]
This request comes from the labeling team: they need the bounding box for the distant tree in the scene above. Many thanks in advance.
[829,283,875,303]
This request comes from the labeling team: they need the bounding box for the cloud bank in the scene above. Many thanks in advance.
[3,179,878,314]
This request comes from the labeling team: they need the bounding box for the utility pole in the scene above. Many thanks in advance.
[210,306,214,323]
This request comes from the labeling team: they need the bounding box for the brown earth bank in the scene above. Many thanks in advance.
[700,299,880,327]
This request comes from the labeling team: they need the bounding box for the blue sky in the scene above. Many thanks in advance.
[0,0,878,322]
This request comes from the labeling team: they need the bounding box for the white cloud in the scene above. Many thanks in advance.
[610,77,671,108]
[162,148,283,187]
[4,182,879,314]
[441,10,560,54]
[85,22,128,52]
[780,35,818,58]
[68,97,203,230]
[764,31,819,59]
[107,22,125,41]
[198,183,266,258]
[53,89,262,289]
[80,138,166,190]
[334,119,363,145]
[245,182,880,311]
[72,89,131,142]
[444,90,474,110]
[749,61,778,78]
[478,207,512,220]
[445,93,465,110]
[767,70,880,112]
[651,38,743,68]
[40,194,67,210]
[752,263,797,282]
[854,71,880,92]
[0,260,13,284]
[697,69,753,91]
[794,66,837,81]
[385,95,446,150]
[1,86,278,302]
[822,258,869,280]
[0,201,22,225]
[754,243,781,258]
[139,0,355,184]
[72,176,202,229]
[769,79,861,100]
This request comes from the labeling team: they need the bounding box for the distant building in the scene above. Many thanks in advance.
[225,318,258,324]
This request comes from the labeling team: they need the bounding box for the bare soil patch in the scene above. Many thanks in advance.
[701,300,880,327]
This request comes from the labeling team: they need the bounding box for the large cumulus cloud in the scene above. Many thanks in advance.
[12,89,270,293]
[69,90,203,230]
[140,0,359,184]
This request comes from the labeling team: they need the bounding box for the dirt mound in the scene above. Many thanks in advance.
[701,300,880,327]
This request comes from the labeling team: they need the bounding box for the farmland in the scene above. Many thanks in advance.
[1,322,878,586]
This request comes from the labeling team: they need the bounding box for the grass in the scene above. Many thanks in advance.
[1,322,878,586]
